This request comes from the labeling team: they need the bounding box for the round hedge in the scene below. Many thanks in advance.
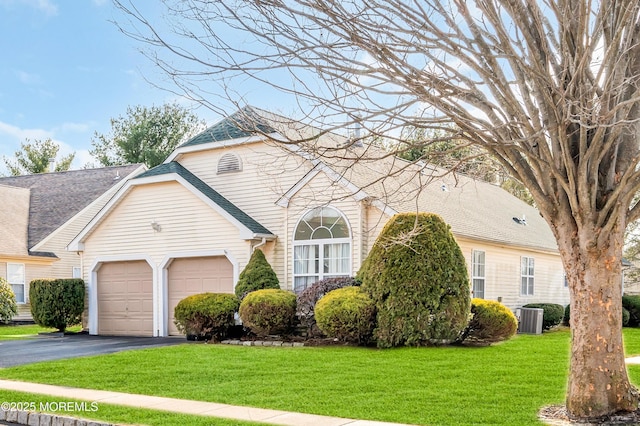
[622,295,640,326]
[0,277,17,324]
[458,298,517,344]
[239,289,297,336]
[174,293,239,341]
[296,276,360,337]
[359,213,471,347]
[522,303,564,330]
[235,249,280,299]
[30,279,85,332]
[314,286,376,344]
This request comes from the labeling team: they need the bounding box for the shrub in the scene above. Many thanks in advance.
[457,298,517,344]
[359,213,471,348]
[235,249,280,299]
[623,307,631,327]
[239,289,297,336]
[623,295,640,326]
[0,277,17,324]
[296,276,359,336]
[522,303,564,330]
[29,279,85,332]
[174,293,240,341]
[314,286,376,344]
[565,303,631,327]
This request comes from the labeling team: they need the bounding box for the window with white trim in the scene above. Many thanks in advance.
[7,263,25,303]
[521,256,535,295]
[293,206,351,293]
[471,250,485,299]
[217,153,242,174]
[72,267,82,279]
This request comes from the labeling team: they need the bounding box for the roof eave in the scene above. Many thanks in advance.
[165,132,282,163]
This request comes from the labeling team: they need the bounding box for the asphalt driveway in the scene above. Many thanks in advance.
[0,333,185,367]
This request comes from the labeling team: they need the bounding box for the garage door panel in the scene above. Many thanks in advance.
[168,256,234,335]
[97,260,153,337]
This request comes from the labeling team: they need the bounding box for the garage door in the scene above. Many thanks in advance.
[168,256,234,335]
[97,260,153,336]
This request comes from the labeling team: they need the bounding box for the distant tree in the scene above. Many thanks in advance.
[398,126,534,205]
[91,103,205,168]
[3,138,75,176]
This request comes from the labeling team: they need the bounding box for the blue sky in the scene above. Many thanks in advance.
[0,0,188,173]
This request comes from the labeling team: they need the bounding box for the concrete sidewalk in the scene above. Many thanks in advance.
[626,356,640,364]
[0,379,410,426]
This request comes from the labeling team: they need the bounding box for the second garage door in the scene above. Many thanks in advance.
[97,260,153,337]
[167,256,234,335]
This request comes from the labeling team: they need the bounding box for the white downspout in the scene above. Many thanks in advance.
[252,237,267,253]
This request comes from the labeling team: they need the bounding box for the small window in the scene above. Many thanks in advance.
[72,267,82,279]
[7,263,25,304]
[472,250,485,299]
[217,153,242,174]
[521,257,535,295]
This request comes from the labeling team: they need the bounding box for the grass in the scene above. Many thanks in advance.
[3,328,640,425]
[0,324,81,340]
[0,330,577,425]
[0,390,266,426]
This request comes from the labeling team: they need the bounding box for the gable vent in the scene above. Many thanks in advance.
[217,153,242,174]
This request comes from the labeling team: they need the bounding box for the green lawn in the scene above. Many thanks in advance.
[2,328,640,425]
[0,324,80,340]
[1,390,265,426]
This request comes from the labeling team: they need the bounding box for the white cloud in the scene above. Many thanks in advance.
[0,121,52,141]
[0,0,58,16]
[55,121,92,134]
[92,0,107,6]
[15,70,42,85]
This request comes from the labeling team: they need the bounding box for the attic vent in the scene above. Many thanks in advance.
[217,153,242,174]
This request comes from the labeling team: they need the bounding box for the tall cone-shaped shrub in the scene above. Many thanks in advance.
[235,249,279,298]
[359,213,471,347]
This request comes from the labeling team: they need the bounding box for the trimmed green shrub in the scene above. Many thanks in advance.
[314,286,376,344]
[359,213,471,348]
[0,277,17,324]
[522,303,564,330]
[174,293,240,341]
[564,303,631,327]
[239,289,297,336]
[235,249,280,299]
[623,295,640,326]
[29,279,85,332]
[296,276,359,336]
[457,298,517,344]
[623,307,631,327]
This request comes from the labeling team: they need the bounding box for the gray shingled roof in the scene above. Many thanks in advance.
[135,162,274,236]
[0,164,142,250]
[180,107,276,148]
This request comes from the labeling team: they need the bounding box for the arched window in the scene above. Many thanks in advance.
[293,206,351,293]
[217,153,242,174]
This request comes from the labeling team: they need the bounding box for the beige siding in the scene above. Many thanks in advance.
[457,238,568,310]
[82,181,252,276]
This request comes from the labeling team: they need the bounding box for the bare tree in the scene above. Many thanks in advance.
[114,0,640,420]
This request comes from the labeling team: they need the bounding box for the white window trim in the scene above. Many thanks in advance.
[292,207,352,292]
[7,263,26,304]
[471,249,485,299]
[521,256,535,296]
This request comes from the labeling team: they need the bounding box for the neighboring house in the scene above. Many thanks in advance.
[68,107,569,337]
[0,164,146,319]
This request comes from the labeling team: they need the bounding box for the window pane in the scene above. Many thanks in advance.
[528,277,534,295]
[294,221,313,240]
[294,276,319,293]
[7,263,24,284]
[311,227,332,240]
[472,278,485,299]
[11,284,24,304]
[521,277,528,294]
[294,245,319,274]
[323,243,349,274]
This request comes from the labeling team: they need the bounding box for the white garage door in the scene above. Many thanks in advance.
[97,260,153,336]
[167,256,234,335]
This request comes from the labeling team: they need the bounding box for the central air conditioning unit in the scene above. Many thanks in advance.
[517,307,543,334]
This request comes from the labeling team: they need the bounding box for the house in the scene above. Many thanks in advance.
[68,107,569,337]
[0,164,146,319]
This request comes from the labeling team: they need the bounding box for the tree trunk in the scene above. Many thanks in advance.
[556,218,639,418]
